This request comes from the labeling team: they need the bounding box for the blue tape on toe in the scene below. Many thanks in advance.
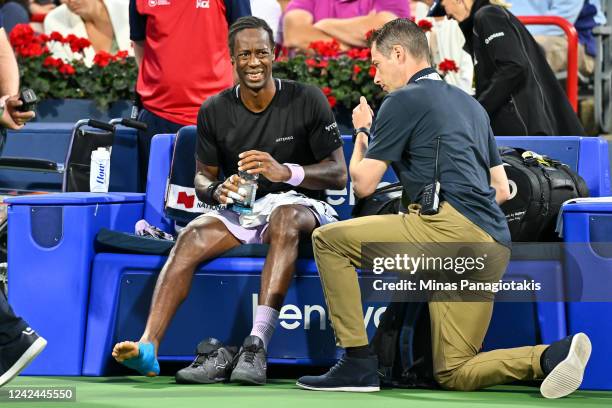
[122,343,160,376]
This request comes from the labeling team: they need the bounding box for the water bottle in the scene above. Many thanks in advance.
[90,147,110,193]
[232,171,258,214]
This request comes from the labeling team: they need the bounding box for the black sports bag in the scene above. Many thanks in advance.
[351,182,403,217]
[352,181,436,389]
[499,147,589,242]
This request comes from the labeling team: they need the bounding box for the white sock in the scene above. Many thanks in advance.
[249,305,279,350]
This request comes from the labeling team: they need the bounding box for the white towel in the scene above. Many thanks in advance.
[238,191,338,228]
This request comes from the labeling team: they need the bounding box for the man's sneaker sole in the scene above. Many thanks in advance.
[540,332,591,399]
[230,370,266,385]
[0,337,47,387]
[296,382,380,393]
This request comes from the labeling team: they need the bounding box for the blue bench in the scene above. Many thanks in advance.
[5,131,610,389]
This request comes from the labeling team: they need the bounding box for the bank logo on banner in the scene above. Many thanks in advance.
[166,184,223,213]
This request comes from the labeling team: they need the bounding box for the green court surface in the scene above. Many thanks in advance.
[4,376,612,408]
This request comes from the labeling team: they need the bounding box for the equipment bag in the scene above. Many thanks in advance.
[352,182,436,389]
[499,147,589,242]
[351,182,403,217]
[370,302,437,389]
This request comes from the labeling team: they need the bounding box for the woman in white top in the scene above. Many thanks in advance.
[44,0,132,65]
[411,0,474,94]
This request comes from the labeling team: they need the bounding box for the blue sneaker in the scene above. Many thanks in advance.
[297,354,380,392]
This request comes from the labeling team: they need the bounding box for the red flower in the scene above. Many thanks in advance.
[114,50,129,60]
[417,19,433,32]
[305,58,317,68]
[365,29,375,42]
[68,36,91,52]
[43,56,62,68]
[321,87,332,96]
[347,48,361,59]
[19,42,47,57]
[347,47,371,60]
[369,65,377,78]
[77,38,91,51]
[58,63,76,75]
[308,39,340,57]
[353,65,362,75]
[38,33,50,43]
[438,58,459,74]
[49,31,64,42]
[327,95,337,109]
[317,59,328,69]
[65,34,78,44]
[93,50,112,67]
[9,24,35,48]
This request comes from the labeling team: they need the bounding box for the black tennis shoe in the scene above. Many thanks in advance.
[230,335,267,385]
[175,338,236,384]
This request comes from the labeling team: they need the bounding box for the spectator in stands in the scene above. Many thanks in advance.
[0,15,46,388]
[442,0,585,136]
[44,0,132,65]
[0,0,57,33]
[112,17,347,386]
[0,1,30,34]
[296,18,592,398]
[413,0,474,94]
[510,0,606,76]
[129,0,251,192]
[251,0,282,41]
[283,0,411,51]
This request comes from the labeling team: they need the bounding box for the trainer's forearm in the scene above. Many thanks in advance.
[349,134,370,197]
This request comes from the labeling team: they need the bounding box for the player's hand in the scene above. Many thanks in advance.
[237,150,291,183]
[213,174,246,204]
[352,96,373,130]
[0,95,35,130]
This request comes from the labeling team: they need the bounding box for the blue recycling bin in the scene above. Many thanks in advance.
[562,201,612,390]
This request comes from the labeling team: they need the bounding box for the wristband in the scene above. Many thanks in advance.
[202,181,222,205]
[283,163,305,186]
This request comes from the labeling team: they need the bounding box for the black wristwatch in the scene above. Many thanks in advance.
[352,127,370,143]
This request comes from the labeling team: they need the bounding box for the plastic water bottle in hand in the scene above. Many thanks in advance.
[232,170,258,214]
[90,147,110,193]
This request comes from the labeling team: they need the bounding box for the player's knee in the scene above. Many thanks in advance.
[267,205,304,242]
[175,222,208,253]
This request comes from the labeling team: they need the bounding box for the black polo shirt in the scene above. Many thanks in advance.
[366,68,511,247]
[196,79,343,200]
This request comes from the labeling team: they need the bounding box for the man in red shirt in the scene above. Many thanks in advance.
[130,0,251,190]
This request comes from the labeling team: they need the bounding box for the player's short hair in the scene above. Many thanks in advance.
[228,16,275,55]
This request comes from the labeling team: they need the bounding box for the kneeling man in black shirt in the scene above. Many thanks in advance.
[112,16,347,385]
